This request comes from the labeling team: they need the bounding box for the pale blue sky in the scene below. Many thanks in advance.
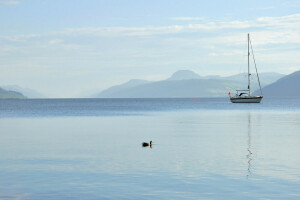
[0,0,300,97]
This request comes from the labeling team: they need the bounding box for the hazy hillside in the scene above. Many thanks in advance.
[225,72,285,88]
[97,79,243,98]
[95,70,284,98]
[253,70,300,97]
[99,79,151,97]
[0,87,26,99]
[2,85,45,98]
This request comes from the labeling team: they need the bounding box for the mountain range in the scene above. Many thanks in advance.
[2,70,299,99]
[95,70,285,98]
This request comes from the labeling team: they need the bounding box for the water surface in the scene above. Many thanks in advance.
[0,98,299,199]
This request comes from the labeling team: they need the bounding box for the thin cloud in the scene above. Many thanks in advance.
[257,14,300,28]
[56,14,300,37]
[1,14,300,46]
[188,20,253,30]
[256,6,275,10]
[48,39,63,45]
[0,1,20,5]
[170,17,205,21]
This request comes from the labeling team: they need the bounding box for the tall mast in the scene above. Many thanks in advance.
[248,33,250,96]
[249,36,263,96]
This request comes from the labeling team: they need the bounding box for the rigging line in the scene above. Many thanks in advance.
[249,38,263,96]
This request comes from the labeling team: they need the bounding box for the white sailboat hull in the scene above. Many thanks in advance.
[230,96,263,103]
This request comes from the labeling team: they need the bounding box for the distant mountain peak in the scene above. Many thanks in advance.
[168,70,201,80]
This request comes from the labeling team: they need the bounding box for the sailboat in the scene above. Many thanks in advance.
[230,33,263,103]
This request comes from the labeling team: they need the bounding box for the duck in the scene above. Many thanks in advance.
[142,141,152,147]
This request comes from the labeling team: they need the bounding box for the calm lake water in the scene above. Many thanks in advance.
[0,98,300,199]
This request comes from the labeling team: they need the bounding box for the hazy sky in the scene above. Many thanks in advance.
[1,0,300,97]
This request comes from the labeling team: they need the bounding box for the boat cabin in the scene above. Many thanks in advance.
[234,89,250,97]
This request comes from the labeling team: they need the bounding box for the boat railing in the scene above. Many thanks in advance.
[236,90,249,92]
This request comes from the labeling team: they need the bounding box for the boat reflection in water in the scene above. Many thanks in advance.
[246,113,253,179]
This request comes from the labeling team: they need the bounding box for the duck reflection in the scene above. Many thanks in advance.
[246,113,253,179]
